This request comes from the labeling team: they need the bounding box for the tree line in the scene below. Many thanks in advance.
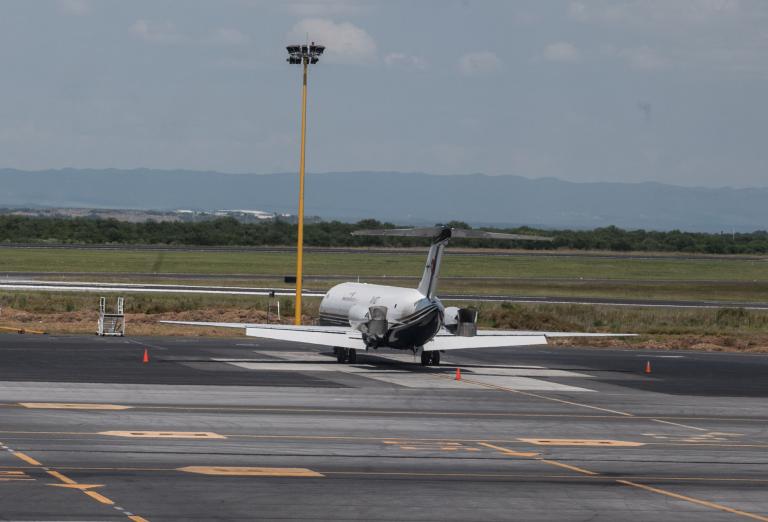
[1,215,767,254]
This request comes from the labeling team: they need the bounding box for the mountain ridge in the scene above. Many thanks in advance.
[1,168,765,232]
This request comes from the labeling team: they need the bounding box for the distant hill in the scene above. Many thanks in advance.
[1,168,766,232]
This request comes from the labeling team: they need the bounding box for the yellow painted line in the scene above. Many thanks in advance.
[538,459,600,476]
[519,438,645,447]
[178,466,323,477]
[3,445,144,521]
[4,401,768,425]
[128,516,150,522]
[48,483,104,490]
[478,442,540,457]
[0,326,46,334]
[2,428,766,449]
[19,402,132,411]
[618,480,768,522]
[46,470,77,485]
[100,431,225,439]
[13,452,42,466]
[84,490,115,505]
[481,441,599,476]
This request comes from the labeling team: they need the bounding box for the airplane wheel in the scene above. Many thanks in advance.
[432,351,440,366]
[335,348,346,363]
[420,351,429,366]
[348,349,357,364]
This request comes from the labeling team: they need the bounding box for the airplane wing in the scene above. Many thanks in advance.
[422,329,636,351]
[160,321,366,349]
[162,321,633,352]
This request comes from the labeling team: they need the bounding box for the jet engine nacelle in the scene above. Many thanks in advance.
[349,304,389,347]
[444,307,478,337]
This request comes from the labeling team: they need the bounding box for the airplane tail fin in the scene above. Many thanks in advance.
[418,228,451,298]
[351,226,553,299]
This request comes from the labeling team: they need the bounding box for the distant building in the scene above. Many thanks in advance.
[214,209,276,220]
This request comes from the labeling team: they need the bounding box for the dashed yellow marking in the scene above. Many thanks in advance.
[518,438,645,447]
[2,443,147,521]
[48,483,105,490]
[539,459,600,476]
[20,402,132,410]
[484,439,768,521]
[84,490,115,505]
[46,470,77,484]
[0,470,34,482]
[178,466,323,477]
[618,480,768,522]
[384,439,480,453]
[478,442,539,457]
[13,452,42,466]
[100,431,225,439]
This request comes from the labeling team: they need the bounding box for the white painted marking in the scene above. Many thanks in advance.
[222,362,342,372]
[463,375,594,392]
[220,351,596,392]
[251,351,333,362]
[652,419,707,431]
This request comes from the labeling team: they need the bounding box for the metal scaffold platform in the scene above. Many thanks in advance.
[97,297,125,336]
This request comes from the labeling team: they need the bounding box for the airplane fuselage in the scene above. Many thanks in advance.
[319,282,444,349]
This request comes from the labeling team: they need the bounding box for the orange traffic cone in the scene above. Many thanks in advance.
[455,368,461,381]
[142,349,149,364]
[644,361,651,374]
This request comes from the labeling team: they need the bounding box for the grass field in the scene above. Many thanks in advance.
[2,246,768,351]
[1,247,768,280]
[2,246,768,303]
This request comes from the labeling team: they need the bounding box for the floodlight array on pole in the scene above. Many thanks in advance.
[286,42,324,325]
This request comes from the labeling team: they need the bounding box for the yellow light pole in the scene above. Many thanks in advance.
[287,43,324,325]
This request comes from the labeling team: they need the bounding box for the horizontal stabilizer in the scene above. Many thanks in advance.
[352,227,553,242]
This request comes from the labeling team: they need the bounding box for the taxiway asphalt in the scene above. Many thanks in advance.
[0,334,766,521]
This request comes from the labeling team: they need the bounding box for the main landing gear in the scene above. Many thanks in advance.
[420,350,440,366]
[334,347,357,364]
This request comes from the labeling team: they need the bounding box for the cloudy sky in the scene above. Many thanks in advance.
[1,0,766,187]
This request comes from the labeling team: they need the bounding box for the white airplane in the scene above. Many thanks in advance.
[164,227,633,365]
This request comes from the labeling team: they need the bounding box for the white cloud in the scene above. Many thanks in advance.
[206,28,250,46]
[57,0,90,15]
[569,0,743,26]
[458,51,502,76]
[384,53,425,69]
[130,20,183,44]
[543,42,581,63]
[624,46,667,70]
[288,18,376,64]
[285,0,371,17]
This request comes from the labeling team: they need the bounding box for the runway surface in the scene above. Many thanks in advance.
[3,279,768,309]
[0,334,767,521]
